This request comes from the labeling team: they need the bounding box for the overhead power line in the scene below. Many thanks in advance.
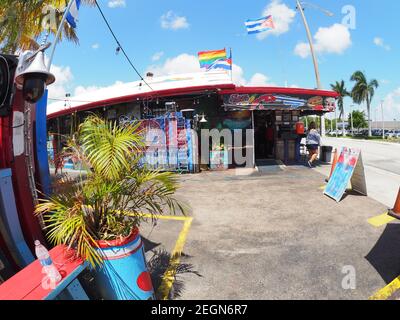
[94,0,154,92]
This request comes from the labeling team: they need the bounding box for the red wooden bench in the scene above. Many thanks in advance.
[0,245,89,300]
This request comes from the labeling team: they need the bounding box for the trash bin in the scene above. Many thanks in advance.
[321,146,333,163]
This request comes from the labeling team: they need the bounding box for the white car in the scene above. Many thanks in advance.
[385,130,396,138]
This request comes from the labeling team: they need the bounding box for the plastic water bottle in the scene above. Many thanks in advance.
[34,240,62,283]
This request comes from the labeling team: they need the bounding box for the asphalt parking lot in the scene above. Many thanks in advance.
[141,165,400,300]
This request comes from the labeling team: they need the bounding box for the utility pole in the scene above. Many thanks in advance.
[350,104,354,137]
[381,100,385,140]
[296,0,325,136]
[296,2,334,137]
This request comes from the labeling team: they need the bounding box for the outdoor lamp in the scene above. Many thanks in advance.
[200,114,208,123]
[14,44,55,104]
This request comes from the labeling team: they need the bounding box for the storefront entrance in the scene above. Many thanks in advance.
[253,110,304,165]
[254,111,275,161]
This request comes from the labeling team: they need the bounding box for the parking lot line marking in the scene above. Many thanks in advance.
[157,217,193,300]
[123,211,190,221]
[367,212,395,227]
[369,276,400,300]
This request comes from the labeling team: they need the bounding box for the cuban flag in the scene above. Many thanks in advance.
[207,57,232,71]
[66,0,81,28]
[245,15,275,35]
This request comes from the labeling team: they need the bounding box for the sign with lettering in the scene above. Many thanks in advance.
[223,93,335,111]
[324,147,367,202]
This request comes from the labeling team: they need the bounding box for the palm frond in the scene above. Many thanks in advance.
[36,115,188,268]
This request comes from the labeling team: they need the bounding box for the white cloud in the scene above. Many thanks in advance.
[383,88,400,120]
[161,11,189,30]
[108,0,126,8]
[91,43,100,50]
[256,0,296,40]
[151,51,164,61]
[373,37,391,51]
[147,53,273,87]
[74,81,125,97]
[47,64,74,99]
[247,73,276,87]
[147,53,201,75]
[295,23,352,58]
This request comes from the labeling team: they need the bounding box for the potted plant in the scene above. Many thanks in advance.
[35,115,187,300]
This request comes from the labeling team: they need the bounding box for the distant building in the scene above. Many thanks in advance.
[370,121,400,130]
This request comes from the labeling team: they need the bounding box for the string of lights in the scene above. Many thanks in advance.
[94,0,154,92]
[48,91,217,106]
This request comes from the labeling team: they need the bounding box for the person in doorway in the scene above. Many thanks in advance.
[306,121,321,167]
[265,122,274,158]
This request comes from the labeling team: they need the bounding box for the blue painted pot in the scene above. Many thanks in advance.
[94,228,154,300]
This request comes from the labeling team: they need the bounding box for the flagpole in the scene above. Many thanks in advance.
[230,47,233,83]
[47,0,75,71]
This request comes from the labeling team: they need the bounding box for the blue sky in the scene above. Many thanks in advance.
[47,0,400,120]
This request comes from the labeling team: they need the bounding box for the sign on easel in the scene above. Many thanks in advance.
[324,147,367,202]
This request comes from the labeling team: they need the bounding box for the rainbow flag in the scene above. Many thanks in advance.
[198,49,227,70]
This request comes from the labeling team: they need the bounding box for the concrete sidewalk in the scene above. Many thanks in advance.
[319,137,400,207]
[141,167,400,300]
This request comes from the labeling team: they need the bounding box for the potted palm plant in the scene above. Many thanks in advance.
[35,115,186,300]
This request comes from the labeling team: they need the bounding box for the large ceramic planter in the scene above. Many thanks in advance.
[93,228,154,300]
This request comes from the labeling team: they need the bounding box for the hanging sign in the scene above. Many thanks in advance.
[324,147,367,202]
[222,93,336,111]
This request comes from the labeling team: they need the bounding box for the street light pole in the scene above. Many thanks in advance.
[334,105,338,138]
[381,100,385,140]
[350,104,354,137]
[342,104,346,137]
[296,0,325,136]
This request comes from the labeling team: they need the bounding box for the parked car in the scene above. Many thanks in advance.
[385,130,396,138]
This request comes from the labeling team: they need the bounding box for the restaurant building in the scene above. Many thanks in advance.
[47,71,338,172]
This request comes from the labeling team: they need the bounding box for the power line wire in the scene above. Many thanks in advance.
[94,0,154,92]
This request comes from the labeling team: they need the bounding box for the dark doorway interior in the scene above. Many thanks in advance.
[254,111,275,161]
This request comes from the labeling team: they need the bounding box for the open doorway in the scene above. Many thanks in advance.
[254,111,275,161]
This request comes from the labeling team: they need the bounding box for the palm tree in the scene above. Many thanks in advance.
[350,71,379,137]
[0,0,95,53]
[330,80,350,121]
[35,115,187,267]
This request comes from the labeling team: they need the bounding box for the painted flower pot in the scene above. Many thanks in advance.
[93,228,154,300]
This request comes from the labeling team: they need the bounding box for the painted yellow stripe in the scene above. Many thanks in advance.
[137,213,190,221]
[319,185,326,190]
[157,217,194,300]
[122,211,190,221]
[369,276,400,300]
[368,212,395,227]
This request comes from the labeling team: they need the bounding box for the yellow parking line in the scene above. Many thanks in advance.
[138,213,190,221]
[157,217,193,300]
[368,212,395,227]
[122,211,190,221]
[369,276,400,300]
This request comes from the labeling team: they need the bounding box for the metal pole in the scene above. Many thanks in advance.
[342,104,346,137]
[251,110,255,168]
[350,105,354,137]
[335,106,338,138]
[230,47,233,83]
[47,0,75,71]
[381,100,385,140]
[296,0,325,137]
